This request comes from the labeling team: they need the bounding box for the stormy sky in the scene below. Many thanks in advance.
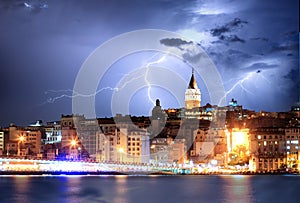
[0,0,299,126]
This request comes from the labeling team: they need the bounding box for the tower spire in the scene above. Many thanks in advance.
[188,68,198,89]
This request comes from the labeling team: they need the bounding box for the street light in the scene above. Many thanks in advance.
[71,139,77,147]
[69,139,77,160]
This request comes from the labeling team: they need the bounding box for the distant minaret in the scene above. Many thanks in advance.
[185,68,201,109]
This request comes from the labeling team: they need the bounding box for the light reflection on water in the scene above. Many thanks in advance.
[0,175,299,203]
[220,175,254,203]
[12,176,31,203]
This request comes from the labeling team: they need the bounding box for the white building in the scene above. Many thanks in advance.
[96,127,150,164]
[44,122,62,144]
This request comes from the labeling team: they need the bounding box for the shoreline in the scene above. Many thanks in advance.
[0,170,298,176]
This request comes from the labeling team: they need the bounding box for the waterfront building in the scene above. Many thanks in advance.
[96,125,150,164]
[211,128,227,165]
[285,127,300,170]
[225,128,250,165]
[190,128,214,162]
[4,124,42,158]
[96,122,118,162]
[124,128,150,164]
[44,121,62,144]
[249,127,286,172]
[77,118,98,159]
[150,137,186,164]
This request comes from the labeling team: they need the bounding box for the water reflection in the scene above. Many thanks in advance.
[64,175,106,202]
[1,175,299,203]
[12,176,31,203]
[221,175,254,203]
[114,175,129,203]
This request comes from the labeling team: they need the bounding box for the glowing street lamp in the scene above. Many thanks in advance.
[71,139,77,147]
[69,139,77,160]
[19,136,25,142]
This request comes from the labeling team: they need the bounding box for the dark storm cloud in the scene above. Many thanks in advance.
[210,18,248,36]
[160,38,192,47]
[160,37,206,63]
[210,18,248,43]
[219,34,245,43]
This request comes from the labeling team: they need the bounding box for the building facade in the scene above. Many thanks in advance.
[249,128,286,172]
[44,121,62,144]
[285,127,300,170]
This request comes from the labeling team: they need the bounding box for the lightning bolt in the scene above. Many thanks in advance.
[39,86,116,106]
[218,72,255,106]
[40,67,149,106]
[40,87,120,106]
[143,53,167,105]
[40,53,168,107]
[219,71,271,105]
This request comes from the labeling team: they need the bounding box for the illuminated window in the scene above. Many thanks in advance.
[275,141,278,145]
[287,146,290,149]
[264,141,267,146]
[291,140,298,144]
[258,135,261,139]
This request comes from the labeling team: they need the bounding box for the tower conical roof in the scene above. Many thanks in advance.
[188,69,198,89]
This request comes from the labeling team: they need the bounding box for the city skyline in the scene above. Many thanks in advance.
[0,0,299,127]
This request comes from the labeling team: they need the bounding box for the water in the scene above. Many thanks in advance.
[0,175,299,203]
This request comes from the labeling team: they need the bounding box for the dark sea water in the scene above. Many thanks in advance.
[0,175,299,203]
